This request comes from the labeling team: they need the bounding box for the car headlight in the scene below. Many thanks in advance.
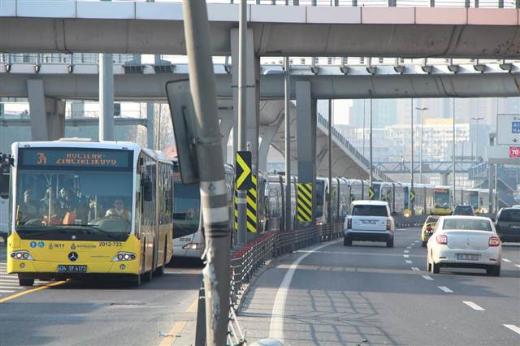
[112,252,136,262]
[10,250,33,260]
[182,243,202,250]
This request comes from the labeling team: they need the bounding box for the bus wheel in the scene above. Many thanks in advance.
[18,275,34,287]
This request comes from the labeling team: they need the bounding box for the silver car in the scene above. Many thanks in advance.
[427,216,502,276]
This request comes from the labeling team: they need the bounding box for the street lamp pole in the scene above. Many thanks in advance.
[452,98,456,207]
[472,116,484,163]
[416,106,428,184]
[410,98,414,212]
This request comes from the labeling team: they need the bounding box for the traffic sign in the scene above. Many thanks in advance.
[368,186,375,200]
[296,182,313,223]
[235,151,253,190]
[409,189,416,203]
[509,146,520,158]
[497,114,520,145]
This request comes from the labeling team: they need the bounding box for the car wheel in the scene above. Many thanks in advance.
[421,241,426,248]
[18,275,34,287]
[487,265,501,277]
[386,238,394,248]
[343,237,352,246]
[432,262,440,274]
[426,258,432,272]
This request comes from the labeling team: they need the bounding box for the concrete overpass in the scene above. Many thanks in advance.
[1,2,520,58]
[2,60,520,100]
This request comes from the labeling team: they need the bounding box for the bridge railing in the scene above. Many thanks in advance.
[317,113,392,181]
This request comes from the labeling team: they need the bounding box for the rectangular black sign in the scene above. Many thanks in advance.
[19,148,133,170]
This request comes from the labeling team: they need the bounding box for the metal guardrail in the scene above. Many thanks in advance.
[317,113,392,181]
[49,0,520,9]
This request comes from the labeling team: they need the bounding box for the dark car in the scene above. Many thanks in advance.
[495,207,520,242]
[453,205,475,216]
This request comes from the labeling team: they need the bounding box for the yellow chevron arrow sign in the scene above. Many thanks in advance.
[235,151,253,190]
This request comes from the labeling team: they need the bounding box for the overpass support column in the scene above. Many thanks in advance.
[440,172,449,186]
[231,28,259,173]
[146,103,154,149]
[219,109,234,164]
[296,81,317,221]
[258,122,282,172]
[27,80,65,141]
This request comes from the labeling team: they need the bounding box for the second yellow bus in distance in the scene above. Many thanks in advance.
[7,140,173,286]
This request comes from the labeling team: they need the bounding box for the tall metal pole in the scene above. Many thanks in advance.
[495,164,499,211]
[420,110,423,184]
[182,1,230,344]
[284,57,291,233]
[452,98,456,207]
[369,95,373,187]
[328,99,333,230]
[99,53,114,141]
[362,99,366,157]
[236,0,248,246]
[410,99,414,212]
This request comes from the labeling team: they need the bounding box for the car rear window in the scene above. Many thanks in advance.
[352,205,388,217]
[443,218,492,232]
[498,209,520,222]
[426,216,439,224]
[454,206,473,215]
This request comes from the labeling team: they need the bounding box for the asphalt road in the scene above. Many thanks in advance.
[239,228,520,345]
[0,240,202,346]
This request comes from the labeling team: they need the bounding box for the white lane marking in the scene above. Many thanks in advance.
[504,324,520,335]
[411,267,420,272]
[403,254,410,258]
[463,301,485,311]
[515,264,520,269]
[406,246,411,250]
[503,258,512,263]
[0,289,15,293]
[405,260,412,264]
[422,275,434,281]
[269,241,336,341]
[438,286,453,293]
[404,250,410,254]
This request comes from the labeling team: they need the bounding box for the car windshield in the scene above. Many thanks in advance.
[443,218,492,232]
[498,209,520,222]
[352,205,388,217]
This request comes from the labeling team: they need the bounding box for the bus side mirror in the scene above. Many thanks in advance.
[0,174,9,199]
[142,179,153,202]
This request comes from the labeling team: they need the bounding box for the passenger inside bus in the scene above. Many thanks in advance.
[17,189,40,224]
[105,199,131,222]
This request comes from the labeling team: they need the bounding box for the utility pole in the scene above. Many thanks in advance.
[182,1,230,345]
[284,57,291,233]
[472,116,484,162]
[236,0,248,246]
[369,94,373,188]
[362,99,366,157]
[328,99,333,231]
[410,99,414,212]
[452,98,456,207]
[416,105,428,184]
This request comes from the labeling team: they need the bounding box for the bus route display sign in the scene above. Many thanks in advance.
[19,148,133,170]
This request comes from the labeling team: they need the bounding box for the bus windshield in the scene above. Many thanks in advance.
[14,148,133,240]
[315,180,325,218]
[434,190,450,208]
[173,182,201,238]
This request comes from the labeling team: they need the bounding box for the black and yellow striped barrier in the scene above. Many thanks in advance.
[234,175,257,233]
[296,182,313,223]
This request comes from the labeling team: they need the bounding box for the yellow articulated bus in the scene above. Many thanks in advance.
[7,140,173,286]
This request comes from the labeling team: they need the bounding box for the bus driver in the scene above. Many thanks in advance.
[105,199,131,222]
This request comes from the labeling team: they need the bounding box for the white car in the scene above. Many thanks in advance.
[427,216,502,276]
[344,200,395,247]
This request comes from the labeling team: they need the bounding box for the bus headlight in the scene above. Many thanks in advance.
[112,252,136,262]
[10,250,33,260]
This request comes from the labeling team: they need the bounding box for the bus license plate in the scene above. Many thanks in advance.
[57,265,87,273]
[456,254,480,261]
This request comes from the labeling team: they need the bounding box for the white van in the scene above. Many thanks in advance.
[344,200,395,247]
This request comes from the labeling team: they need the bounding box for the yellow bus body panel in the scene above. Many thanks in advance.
[7,232,142,275]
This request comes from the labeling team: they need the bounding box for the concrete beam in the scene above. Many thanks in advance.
[3,71,520,101]
[1,4,520,58]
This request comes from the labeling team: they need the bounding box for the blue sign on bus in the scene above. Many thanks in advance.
[513,121,520,134]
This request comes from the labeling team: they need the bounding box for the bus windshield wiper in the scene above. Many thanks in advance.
[65,224,123,241]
